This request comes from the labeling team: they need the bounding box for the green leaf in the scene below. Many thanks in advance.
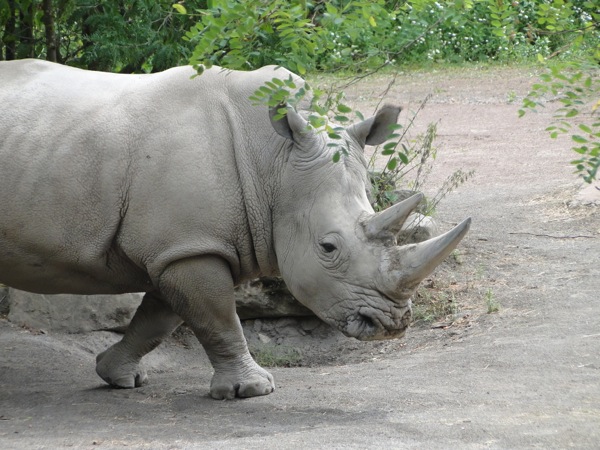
[572,135,588,144]
[172,3,187,14]
[579,124,593,134]
[398,152,409,165]
[309,115,326,129]
[332,151,341,163]
[337,104,352,113]
[386,158,397,171]
[565,109,579,118]
[368,16,377,27]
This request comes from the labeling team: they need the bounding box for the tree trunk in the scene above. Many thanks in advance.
[22,2,35,58]
[43,0,58,62]
[4,0,17,60]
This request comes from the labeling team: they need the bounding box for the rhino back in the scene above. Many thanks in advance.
[0,60,283,294]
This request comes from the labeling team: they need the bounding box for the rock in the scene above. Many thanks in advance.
[5,276,313,333]
[7,289,143,333]
[367,187,439,244]
[569,181,600,207]
[397,212,439,244]
[258,333,272,344]
[235,277,314,320]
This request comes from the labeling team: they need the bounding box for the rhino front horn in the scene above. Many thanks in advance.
[365,193,424,239]
[398,217,471,285]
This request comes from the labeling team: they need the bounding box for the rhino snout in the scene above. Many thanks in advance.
[343,303,412,341]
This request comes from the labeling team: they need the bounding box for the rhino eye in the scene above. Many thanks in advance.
[320,243,337,253]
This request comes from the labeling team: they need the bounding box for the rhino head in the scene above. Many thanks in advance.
[270,104,470,341]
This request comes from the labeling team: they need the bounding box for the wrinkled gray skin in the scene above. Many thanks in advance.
[0,60,470,399]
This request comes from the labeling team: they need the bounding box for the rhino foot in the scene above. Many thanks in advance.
[95,344,148,388]
[210,363,274,400]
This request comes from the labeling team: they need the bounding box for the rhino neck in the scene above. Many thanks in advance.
[233,131,290,280]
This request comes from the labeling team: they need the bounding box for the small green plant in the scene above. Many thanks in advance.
[251,345,303,367]
[485,288,500,314]
[412,288,457,324]
[450,249,464,265]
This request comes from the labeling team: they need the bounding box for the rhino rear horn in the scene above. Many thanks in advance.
[365,193,423,238]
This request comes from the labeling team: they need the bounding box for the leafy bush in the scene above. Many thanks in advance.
[183,0,599,73]
[3,1,596,72]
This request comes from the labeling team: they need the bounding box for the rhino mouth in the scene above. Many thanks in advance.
[342,302,412,341]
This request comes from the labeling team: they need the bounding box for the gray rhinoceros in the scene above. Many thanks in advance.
[0,59,470,399]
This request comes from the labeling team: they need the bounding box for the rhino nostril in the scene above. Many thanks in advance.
[359,313,376,330]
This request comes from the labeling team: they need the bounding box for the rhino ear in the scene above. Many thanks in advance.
[269,104,309,142]
[348,104,402,147]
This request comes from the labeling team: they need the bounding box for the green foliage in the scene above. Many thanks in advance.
[3,1,596,71]
[183,0,599,73]
[71,0,199,72]
[185,0,409,73]
[413,287,457,324]
[524,62,599,183]
[186,0,317,75]
[516,0,599,183]
[0,0,204,72]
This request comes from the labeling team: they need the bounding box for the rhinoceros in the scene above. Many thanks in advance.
[0,59,470,399]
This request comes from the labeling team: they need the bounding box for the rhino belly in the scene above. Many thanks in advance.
[0,248,153,295]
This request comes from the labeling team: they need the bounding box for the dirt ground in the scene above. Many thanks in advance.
[1,66,599,449]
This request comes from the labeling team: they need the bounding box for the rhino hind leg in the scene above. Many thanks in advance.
[159,255,275,399]
[96,292,183,388]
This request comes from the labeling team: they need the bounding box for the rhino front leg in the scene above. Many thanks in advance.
[96,292,183,388]
[159,256,275,399]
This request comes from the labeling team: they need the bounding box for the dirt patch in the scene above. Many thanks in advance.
[1,66,599,449]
